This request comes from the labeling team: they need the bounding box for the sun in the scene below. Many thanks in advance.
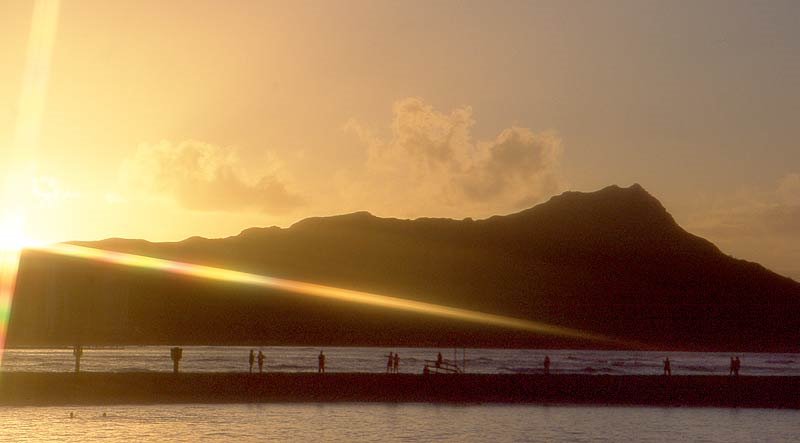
[0,213,39,252]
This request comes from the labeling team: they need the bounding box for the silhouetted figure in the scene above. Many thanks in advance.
[73,345,83,373]
[170,347,183,373]
[734,356,741,376]
[70,412,74,419]
[730,357,736,376]
[663,357,671,376]
[318,351,326,373]
[544,355,551,375]
[257,350,265,373]
[249,349,255,373]
[393,353,399,373]
[436,352,443,369]
[386,352,393,373]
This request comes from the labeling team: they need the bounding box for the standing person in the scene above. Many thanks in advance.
[170,347,182,373]
[248,349,255,373]
[729,357,735,376]
[73,345,83,373]
[318,351,326,373]
[257,350,265,373]
[386,352,393,373]
[734,356,741,376]
[393,353,399,374]
[663,357,671,376]
[543,355,551,375]
[436,352,443,369]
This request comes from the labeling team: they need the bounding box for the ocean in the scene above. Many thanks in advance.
[1,346,798,376]
[2,347,798,441]
[0,403,797,442]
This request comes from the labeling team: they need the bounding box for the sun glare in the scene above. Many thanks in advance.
[0,214,39,252]
[36,242,637,348]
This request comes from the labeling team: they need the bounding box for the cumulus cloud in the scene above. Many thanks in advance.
[342,97,562,217]
[686,174,800,280]
[32,176,78,207]
[120,140,302,213]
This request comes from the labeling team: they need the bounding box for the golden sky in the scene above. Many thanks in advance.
[0,0,798,279]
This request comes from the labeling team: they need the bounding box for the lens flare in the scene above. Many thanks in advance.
[11,0,60,160]
[35,243,633,347]
[0,250,21,359]
[1,0,61,367]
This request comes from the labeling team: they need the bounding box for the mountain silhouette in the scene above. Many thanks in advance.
[9,184,800,350]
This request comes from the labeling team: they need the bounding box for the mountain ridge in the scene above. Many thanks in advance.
[76,184,727,265]
[10,184,800,350]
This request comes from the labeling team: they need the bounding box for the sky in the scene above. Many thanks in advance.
[0,0,798,279]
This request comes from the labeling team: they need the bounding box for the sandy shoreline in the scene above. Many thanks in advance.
[0,373,798,408]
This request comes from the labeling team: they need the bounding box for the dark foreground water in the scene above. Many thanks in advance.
[2,346,798,376]
[0,403,797,442]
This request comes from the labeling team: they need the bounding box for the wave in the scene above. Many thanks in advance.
[270,364,312,371]
[112,367,158,373]
[679,364,713,371]
[497,366,539,374]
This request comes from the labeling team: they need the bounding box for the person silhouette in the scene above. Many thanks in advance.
[170,347,182,373]
[729,357,735,376]
[386,352,393,373]
[248,349,255,373]
[257,350,265,373]
[544,355,551,375]
[73,345,83,373]
[436,352,443,369]
[318,351,326,373]
[393,353,399,374]
[734,356,741,376]
[663,357,671,376]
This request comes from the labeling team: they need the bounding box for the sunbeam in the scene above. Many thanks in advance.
[0,0,61,366]
[35,243,634,347]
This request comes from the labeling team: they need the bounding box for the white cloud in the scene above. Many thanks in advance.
[120,140,302,213]
[32,175,78,207]
[343,97,562,217]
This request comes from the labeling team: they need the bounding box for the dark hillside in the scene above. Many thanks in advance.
[9,184,800,350]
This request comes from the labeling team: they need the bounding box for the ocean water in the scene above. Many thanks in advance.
[1,346,798,376]
[1,347,798,441]
[0,403,797,442]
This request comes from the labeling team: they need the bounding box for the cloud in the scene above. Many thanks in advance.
[686,174,800,280]
[32,176,78,207]
[120,140,302,213]
[343,97,562,217]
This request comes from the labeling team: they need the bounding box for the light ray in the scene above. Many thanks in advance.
[0,250,21,358]
[1,0,61,366]
[36,243,634,347]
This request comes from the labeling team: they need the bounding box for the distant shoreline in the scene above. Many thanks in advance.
[1,373,798,408]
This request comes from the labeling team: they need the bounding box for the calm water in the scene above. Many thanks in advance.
[0,403,797,442]
[2,347,798,441]
[1,346,798,376]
